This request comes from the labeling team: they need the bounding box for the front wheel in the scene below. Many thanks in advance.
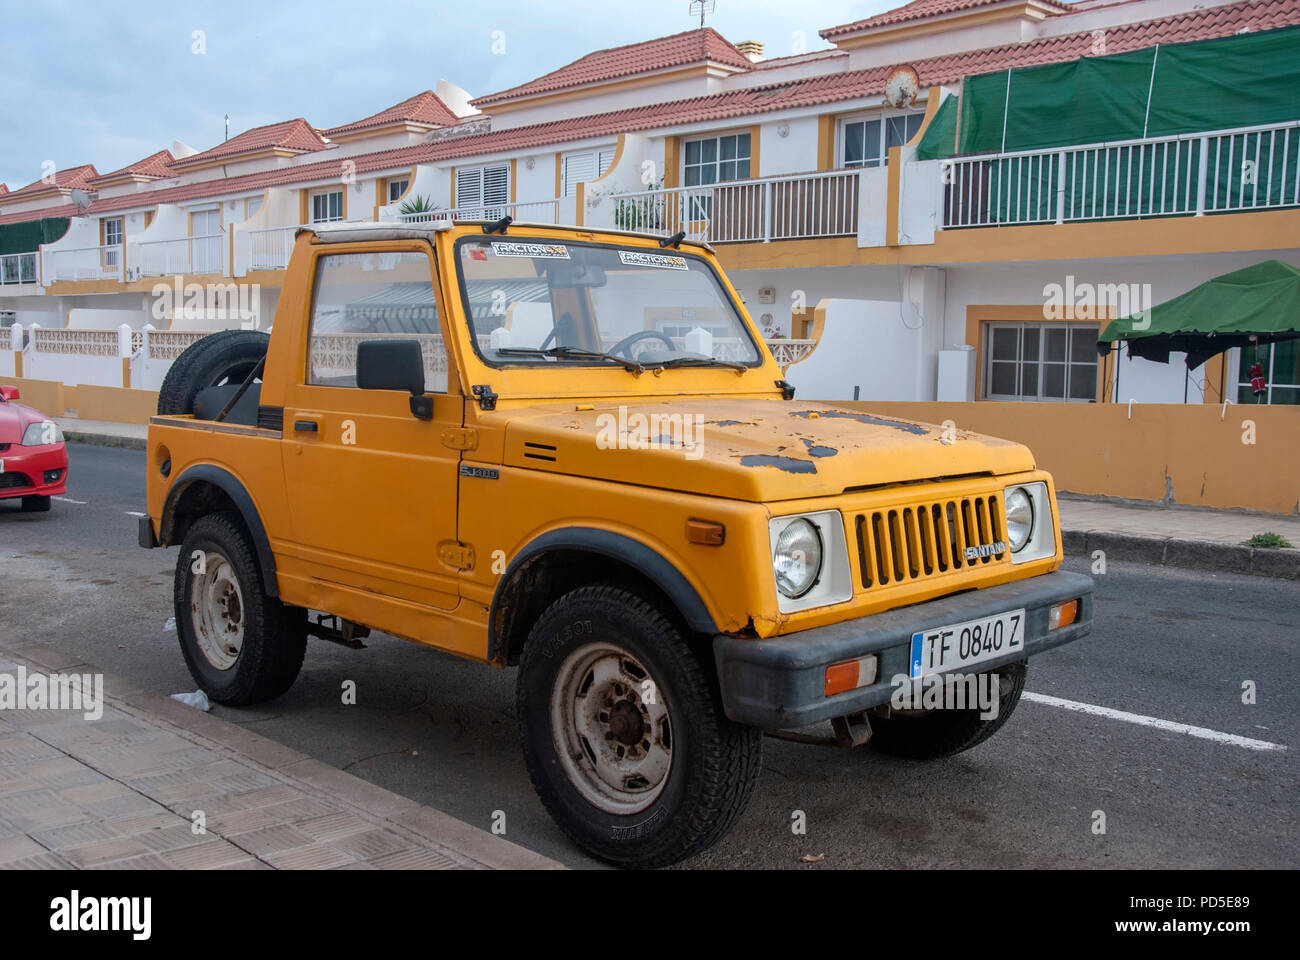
[517,585,761,867]
[867,662,1028,759]
[21,495,51,513]
[174,512,306,705]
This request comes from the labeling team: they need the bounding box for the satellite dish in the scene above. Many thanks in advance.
[884,65,921,109]
[69,188,93,214]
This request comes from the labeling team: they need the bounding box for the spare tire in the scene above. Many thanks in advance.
[157,330,269,416]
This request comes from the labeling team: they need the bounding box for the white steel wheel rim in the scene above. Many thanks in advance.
[549,641,673,815]
[189,551,245,671]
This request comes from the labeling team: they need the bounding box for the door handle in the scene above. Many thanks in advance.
[294,418,320,433]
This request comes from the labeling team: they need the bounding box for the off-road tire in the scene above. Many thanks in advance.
[867,662,1028,760]
[157,330,269,416]
[174,512,306,705]
[20,495,51,512]
[517,585,762,867]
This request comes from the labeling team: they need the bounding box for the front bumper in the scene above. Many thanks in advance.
[0,443,68,500]
[713,570,1094,730]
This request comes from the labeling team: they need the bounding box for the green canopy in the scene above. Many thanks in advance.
[916,94,958,161]
[1099,260,1300,368]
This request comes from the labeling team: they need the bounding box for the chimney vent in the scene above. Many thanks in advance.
[736,40,764,62]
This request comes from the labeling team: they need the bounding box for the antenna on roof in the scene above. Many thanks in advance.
[224,114,230,141]
[689,0,715,28]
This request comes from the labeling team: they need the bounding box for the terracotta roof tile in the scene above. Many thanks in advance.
[1,1,1295,226]
[473,28,752,106]
[169,118,327,168]
[323,91,460,137]
[822,0,1069,38]
[0,185,8,196]
[3,164,99,201]
[87,149,176,184]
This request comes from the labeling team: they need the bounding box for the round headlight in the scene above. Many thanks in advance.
[774,518,822,598]
[1004,487,1034,552]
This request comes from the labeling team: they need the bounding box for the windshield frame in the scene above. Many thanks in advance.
[452,234,766,371]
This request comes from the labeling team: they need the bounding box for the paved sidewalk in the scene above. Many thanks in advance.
[1058,495,1299,578]
[0,640,562,870]
[55,418,146,450]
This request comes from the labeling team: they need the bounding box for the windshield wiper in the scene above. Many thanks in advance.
[495,346,644,373]
[649,355,747,372]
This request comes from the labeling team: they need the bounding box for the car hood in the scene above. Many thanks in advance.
[0,401,46,445]
[501,398,1035,502]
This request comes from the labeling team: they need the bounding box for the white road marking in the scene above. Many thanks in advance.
[1023,691,1287,752]
[125,511,147,517]
[52,496,88,505]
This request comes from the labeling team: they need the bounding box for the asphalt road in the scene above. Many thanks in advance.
[2,442,1297,869]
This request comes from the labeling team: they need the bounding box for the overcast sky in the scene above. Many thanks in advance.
[0,0,890,190]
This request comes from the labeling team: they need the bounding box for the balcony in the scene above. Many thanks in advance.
[398,199,561,225]
[941,121,1300,229]
[129,235,223,278]
[602,169,860,244]
[0,252,38,285]
[48,244,124,283]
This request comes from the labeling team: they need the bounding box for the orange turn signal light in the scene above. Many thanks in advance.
[685,519,726,546]
[825,655,879,697]
[1049,599,1080,630]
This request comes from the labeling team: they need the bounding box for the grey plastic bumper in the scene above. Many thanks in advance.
[713,570,1094,730]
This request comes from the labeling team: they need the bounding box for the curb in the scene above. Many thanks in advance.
[1063,529,1299,580]
[0,638,565,871]
[65,431,147,451]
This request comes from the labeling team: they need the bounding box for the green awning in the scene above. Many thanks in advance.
[1099,260,1300,368]
[916,94,959,161]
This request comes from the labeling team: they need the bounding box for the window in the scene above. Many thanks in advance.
[985,322,1099,401]
[189,209,221,274]
[102,217,123,266]
[683,133,751,186]
[307,251,446,392]
[841,112,925,168]
[311,189,344,223]
[455,164,510,217]
[560,148,616,197]
[386,178,410,204]
[1237,340,1300,404]
[245,196,263,218]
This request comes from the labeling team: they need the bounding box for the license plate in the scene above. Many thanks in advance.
[909,609,1025,679]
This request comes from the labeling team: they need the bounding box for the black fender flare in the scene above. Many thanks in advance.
[161,464,279,598]
[489,528,719,656]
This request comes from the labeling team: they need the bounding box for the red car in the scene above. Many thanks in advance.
[0,384,68,512]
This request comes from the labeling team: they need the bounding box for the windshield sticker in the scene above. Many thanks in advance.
[619,251,688,271]
[491,242,570,260]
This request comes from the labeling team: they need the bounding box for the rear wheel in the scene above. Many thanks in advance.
[517,585,761,867]
[867,662,1027,760]
[157,330,268,416]
[174,512,306,705]
[20,495,51,512]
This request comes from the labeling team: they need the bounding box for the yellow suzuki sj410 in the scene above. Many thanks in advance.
[140,219,1093,866]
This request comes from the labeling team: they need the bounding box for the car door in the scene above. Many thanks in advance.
[279,241,463,612]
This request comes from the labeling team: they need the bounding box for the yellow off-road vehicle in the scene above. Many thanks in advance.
[140,219,1093,866]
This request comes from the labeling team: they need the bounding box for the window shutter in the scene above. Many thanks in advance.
[598,148,615,177]
[482,164,509,205]
[456,168,482,208]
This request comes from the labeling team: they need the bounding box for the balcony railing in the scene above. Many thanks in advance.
[942,121,1300,229]
[0,252,38,285]
[603,169,860,244]
[48,244,124,282]
[398,199,560,225]
[130,235,223,278]
[246,225,302,271]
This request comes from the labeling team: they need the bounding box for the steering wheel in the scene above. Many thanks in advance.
[607,330,678,358]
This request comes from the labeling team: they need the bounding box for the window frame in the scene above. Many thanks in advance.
[1233,341,1300,405]
[559,147,616,198]
[682,131,752,187]
[455,163,511,215]
[984,320,1100,402]
[386,177,410,204]
[309,188,345,224]
[838,110,926,169]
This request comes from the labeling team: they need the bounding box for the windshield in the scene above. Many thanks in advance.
[455,237,762,368]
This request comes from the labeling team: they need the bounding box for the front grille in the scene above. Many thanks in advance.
[854,492,1008,589]
[0,471,32,490]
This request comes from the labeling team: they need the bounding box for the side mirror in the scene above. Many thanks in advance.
[356,339,432,420]
[0,385,19,402]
